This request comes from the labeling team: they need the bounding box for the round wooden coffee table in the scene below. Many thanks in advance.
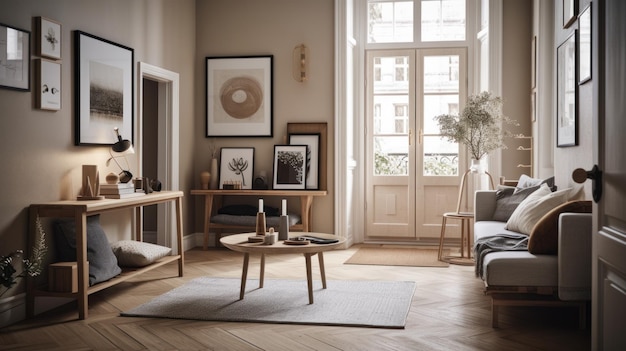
[220,232,345,304]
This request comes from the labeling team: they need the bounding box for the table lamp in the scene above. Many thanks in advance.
[106,127,134,183]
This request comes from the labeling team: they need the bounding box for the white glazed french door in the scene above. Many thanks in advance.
[365,48,467,240]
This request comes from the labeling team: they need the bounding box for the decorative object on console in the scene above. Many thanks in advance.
[292,44,308,82]
[106,128,134,183]
[200,171,210,190]
[75,30,133,145]
[78,165,104,200]
[205,55,273,137]
[0,22,30,91]
[219,147,254,190]
[273,145,307,190]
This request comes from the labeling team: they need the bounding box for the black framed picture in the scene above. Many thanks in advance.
[273,145,307,190]
[557,31,577,147]
[74,31,134,146]
[288,133,320,190]
[0,22,30,91]
[563,0,577,28]
[219,147,255,190]
[578,4,591,85]
[206,55,273,137]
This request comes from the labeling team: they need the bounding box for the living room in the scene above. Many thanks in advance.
[2,0,616,349]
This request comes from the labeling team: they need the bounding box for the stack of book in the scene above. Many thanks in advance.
[100,182,145,199]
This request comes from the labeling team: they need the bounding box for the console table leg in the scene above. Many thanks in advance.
[240,253,249,300]
[304,253,314,304]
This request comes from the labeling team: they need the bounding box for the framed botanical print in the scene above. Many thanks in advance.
[273,145,307,190]
[219,147,255,190]
[37,17,61,60]
[37,59,61,110]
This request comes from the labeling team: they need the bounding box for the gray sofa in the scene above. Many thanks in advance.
[473,189,592,328]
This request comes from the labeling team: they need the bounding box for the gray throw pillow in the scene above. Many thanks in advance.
[492,185,540,222]
[53,215,122,286]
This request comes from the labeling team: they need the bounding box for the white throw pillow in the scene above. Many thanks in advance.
[504,184,571,235]
[110,240,172,267]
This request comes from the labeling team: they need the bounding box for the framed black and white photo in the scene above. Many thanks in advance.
[563,0,577,29]
[578,4,591,85]
[37,17,61,60]
[0,22,30,91]
[219,147,255,190]
[206,55,273,137]
[74,30,134,145]
[288,133,320,189]
[287,122,328,190]
[557,31,577,147]
[37,59,61,110]
[273,145,307,190]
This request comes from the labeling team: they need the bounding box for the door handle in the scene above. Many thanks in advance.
[572,165,602,203]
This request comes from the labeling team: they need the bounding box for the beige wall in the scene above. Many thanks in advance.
[553,0,593,194]
[0,0,196,297]
[192,0,336,235]
[501,0,533,181]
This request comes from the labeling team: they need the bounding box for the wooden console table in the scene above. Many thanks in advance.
[191,189,327,250]
[27,191,184,320]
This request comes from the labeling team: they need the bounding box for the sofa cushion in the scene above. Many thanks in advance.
[481,251,558,287]
[474,220,522,242]
[53,215,122,286]
[505,184,570,235]
[528,200,593,254]
[517,174,555,190]
[492,185,540,222]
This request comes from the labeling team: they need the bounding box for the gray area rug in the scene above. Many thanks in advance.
[122,277,416,329]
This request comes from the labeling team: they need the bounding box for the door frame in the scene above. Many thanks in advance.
[137,62,180,253]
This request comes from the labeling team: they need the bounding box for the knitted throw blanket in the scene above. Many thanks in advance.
[474,233,529,279]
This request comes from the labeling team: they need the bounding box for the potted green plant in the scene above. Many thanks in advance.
[1,217,47,297]
[434,91,518,172]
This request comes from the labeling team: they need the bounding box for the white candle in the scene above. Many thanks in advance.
[282,199,287,216]
[259,198,264,213]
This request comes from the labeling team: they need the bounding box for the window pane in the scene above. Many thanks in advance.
[374,136,409,175]
[423,136,458,176]
[423,55,459,93]
[368,1,414,43]
[421,0,466,42]
[423,94,458,134]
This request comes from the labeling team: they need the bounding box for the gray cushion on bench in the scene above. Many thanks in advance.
[211,214,301,227]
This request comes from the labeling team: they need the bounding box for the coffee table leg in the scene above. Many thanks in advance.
[259,253,265,288]
[318,252,327,289]
[304,253,314,304]
[240,253,249,300]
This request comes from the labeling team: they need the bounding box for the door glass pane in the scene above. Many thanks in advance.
[423,94,458,134]
[423,55,459,93]
[423,136,458,176]
[421,0,466,42]
[368,1,414,43]
[374,136,409,175]
[372,55,410,175]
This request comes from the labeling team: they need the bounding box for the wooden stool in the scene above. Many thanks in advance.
[438,212,474,265]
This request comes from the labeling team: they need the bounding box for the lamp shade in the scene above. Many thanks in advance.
[111,127,134,154]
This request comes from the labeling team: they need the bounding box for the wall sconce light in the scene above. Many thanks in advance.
[292,44,308,82]
[106,127,135,183]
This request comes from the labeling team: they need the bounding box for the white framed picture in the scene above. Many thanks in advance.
[219,147,255,189]
[37,17,61,60]
[37,59,61,110]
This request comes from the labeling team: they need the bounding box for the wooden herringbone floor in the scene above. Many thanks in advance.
[0,245,590,350]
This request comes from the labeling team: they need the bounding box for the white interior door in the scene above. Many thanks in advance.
[365,48,467,241]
